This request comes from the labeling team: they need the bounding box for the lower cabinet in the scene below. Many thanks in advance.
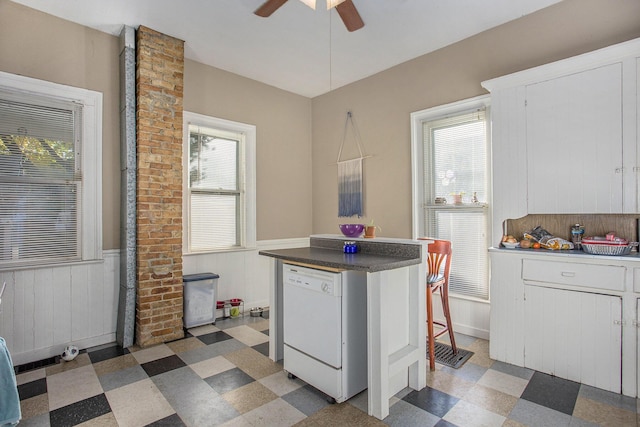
[523,285,622,393]
[490,250,635,396]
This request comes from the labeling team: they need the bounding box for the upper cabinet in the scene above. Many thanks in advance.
[525,63,623,213]
[483,38,640,244]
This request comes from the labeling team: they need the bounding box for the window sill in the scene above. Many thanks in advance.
[427,203,489,208]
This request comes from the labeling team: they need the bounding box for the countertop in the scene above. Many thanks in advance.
[259,235,427,272]
[489,246,640,262]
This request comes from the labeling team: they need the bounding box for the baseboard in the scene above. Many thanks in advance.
[452,323,489,340]
[11,333,117,366]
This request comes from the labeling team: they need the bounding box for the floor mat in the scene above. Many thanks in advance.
[427,341,474,369]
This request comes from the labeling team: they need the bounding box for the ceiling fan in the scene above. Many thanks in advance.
[254,0,364,32]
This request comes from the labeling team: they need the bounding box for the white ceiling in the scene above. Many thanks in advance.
[10,0,562,98]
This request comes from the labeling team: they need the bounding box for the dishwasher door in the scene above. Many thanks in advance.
[283,264,342,368]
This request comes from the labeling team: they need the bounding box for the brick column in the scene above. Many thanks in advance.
[135,26,185,347]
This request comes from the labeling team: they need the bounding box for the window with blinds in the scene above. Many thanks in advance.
[423,108,489,300]
[188,124,243,251]
[0,89,82,265]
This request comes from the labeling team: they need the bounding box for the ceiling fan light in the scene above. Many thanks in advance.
[326,0,347,9]
[299,0,316,10]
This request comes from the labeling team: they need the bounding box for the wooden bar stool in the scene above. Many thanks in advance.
[420,238,457,371]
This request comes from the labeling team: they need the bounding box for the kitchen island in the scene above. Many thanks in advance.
[259,234,432,420]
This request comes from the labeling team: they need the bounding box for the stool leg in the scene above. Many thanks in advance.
[440,284,457,354]
[427,284,435,371]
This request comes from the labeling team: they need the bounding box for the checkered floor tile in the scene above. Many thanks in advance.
[13,315,639,426]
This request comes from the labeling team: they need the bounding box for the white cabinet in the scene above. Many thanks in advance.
[522,258,625,292]
[523,285,622,393]
[520,258,624,393]
[483,38,640,244]
[525,64,623,213]
[489,249,638,397]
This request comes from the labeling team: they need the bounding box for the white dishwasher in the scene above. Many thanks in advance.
[283,263,368,403]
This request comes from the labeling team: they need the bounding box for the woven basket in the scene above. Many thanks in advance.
[582,242,638,256]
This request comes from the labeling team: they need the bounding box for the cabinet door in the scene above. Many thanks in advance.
[525,63,623,213]
[489,252,525,366]
[524,285,622,393]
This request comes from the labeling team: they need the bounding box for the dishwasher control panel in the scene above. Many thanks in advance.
[283,264,341,296]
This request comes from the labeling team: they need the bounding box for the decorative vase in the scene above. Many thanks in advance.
[452,194,463,205]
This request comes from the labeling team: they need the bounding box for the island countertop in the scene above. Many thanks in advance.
[259,234,426,272]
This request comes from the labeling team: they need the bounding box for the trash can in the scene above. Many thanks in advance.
[183,272,219,328]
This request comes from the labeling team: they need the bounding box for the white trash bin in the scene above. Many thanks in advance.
[183,272,219,328]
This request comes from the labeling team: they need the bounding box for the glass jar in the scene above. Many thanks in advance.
[571,224,585,249]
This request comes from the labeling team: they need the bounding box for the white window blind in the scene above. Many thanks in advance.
[188,124,242,251]
[0,89,82,265]
[423,108,489,300]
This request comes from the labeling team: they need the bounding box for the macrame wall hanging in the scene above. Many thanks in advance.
[337,111,370,217]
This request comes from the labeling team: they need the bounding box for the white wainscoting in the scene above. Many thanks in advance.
[0,239,309,366]
[183,238,309,317]
[0,250,119,365]
[429,295,490,340]
[0,237,487,366]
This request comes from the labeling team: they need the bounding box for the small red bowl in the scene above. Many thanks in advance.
[230,298,243,306]
[216,301,225,308]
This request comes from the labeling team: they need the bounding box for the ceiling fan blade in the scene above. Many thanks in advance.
[335,0,364,32]
[254,0,289,17]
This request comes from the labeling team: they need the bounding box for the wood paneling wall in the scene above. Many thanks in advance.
[0,251,119,365]
[504,214,640,243]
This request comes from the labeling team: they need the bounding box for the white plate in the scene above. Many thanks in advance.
[501,242,520,248]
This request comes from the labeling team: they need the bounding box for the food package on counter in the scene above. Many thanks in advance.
[523,225,551,242]
[523,225,574,250]
[539,236,574,250]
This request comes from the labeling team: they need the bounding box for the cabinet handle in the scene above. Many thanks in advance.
[560,271,575,277]
[613,320,626,326]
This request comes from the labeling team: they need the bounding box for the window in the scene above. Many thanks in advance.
[183,112,256,253]
[411,96,490,300]
[0,72,102,268]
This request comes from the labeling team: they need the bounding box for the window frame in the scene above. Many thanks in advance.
[410,95,492,301]
[0,71,102,268]
[183,111,256,254]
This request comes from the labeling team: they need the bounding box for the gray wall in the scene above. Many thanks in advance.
[0,0,121,248]
[311,0,640,238]
[0,0,313,247]
[183,60,313,241]
[2,0,640,245]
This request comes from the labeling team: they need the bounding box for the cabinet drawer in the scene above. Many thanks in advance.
[522,259,625,292]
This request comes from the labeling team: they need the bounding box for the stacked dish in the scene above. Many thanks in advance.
[581,236,638,256]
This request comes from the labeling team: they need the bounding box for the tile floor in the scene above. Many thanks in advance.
[13,314,639,427]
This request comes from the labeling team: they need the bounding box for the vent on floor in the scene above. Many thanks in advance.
[428,341,474,369]
[14,355,60,374]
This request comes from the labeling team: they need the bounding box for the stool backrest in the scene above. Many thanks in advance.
[426,239,451,283]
